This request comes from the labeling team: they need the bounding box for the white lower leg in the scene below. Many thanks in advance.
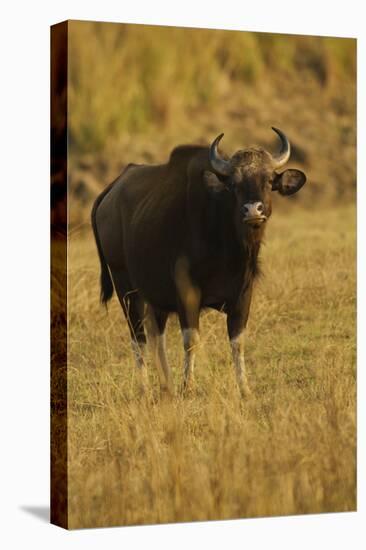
[157,333,174,393]
[182,328,199,390]
[131,340,148,393]
[230,332,251,396]
[131,340,146,370]
[149,333,174,394]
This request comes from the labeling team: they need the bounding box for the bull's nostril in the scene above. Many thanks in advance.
[242,202,265,219]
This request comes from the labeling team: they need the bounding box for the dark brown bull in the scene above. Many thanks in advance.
[91,128,306,396]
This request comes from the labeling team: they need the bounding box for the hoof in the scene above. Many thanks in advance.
[135,367,150,398]
[239,384,252,399]
[160,384,175,400]
[180,379,195,398]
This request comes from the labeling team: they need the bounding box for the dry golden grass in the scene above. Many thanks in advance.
[66,203,356,529]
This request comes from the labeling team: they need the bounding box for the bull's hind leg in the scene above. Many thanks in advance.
[179,316,200,395]
[109,269,147,378]
[174,257,201,394]
[145,305,174,396]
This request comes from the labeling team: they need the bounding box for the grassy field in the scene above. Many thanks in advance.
[67,203,356,529]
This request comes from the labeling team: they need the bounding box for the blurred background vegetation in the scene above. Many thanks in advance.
[67,21,356,226]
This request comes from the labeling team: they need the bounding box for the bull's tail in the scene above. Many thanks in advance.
[91,183,115,305]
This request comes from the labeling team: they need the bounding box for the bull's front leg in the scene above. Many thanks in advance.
[227,283,253,398]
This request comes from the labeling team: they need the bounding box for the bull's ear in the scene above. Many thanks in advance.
[272,169,306,196]
[203,170,227,193]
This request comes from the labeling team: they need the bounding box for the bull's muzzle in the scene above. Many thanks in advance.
[241,202,267,225]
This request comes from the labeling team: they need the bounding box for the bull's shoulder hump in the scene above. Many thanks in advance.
[168,144,209,166]
[120,162,164,181]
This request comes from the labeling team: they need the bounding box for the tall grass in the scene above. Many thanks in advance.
[62,22,356,528]
[68,21,356,153]
[66,204,356,528]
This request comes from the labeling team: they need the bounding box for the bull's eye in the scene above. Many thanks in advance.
[225,179,235,192]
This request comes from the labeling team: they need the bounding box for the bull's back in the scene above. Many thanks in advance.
[95,173,127,273]
[125,165,189,308]
[96,162,189,309]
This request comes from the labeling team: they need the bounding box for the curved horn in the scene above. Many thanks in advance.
[271,127,291,169]
[209,133,231,176]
